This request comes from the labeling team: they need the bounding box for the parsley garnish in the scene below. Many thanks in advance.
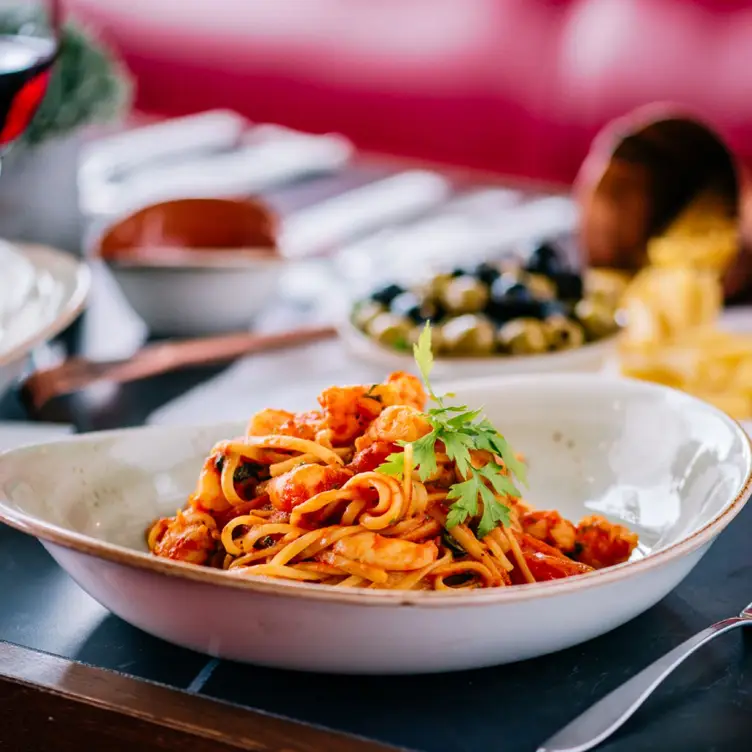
[377,323,527,538]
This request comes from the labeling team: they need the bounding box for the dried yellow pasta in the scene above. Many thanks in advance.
[615,187,752,419]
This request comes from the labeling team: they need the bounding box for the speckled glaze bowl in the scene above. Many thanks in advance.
[0,375,749,674]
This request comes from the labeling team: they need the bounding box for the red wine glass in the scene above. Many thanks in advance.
[0,0,60,162]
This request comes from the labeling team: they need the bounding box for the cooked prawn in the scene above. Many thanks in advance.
[151,511,217,566]
[575,514,639,569]
[247,408,323,441]
[355,404,432,451]
[331,531,438,571]
[267,463,353,513]
[317,372,426,446]
[349,441,397,474]
[521,510,577,553]
[317,386,385,446]
[191,452,230,511]
[381,371,426,410]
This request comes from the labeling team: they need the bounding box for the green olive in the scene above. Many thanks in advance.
[440,314,495,356]
[366,312,413,350]
[440,276,490,314]
[584,269,631,307]
[352,300,387,330]
[524,273,557,300]
[574,299,618,340]
[497,318,549,355]
[409,323,444,352]
[545,315,586,351]
[500,258,524,276]
[422,272,453,301]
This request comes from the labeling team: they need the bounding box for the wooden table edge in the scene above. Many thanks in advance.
[0,640,399,752]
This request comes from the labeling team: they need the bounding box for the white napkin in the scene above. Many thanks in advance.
[0,422,73,451]
[147,340,387,426]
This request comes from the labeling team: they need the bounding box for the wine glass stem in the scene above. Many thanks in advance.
[49,0,62,37]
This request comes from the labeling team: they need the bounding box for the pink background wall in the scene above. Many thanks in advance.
[69,0,752,185]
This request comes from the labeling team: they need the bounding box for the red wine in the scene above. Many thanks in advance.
[0,35,56,149]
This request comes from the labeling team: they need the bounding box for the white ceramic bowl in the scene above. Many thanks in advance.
[0,244,90,396]
[108,259,284,336]
[0,375,749,674]
[340,316,618,377]
[93,197,285,336]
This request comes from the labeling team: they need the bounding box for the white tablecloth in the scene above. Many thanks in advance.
[148,308,752,432]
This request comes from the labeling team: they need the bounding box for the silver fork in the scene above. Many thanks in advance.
[538,601,752,752]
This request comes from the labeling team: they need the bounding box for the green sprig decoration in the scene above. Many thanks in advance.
[0,7,132,147]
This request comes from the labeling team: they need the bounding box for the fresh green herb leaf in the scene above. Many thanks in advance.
[476,462,520,498]
[374,323,527,539]
[477,483,512,538]
[440,430,474,477]
[446,408,484,428]
[446,505,470,529]
[377,452,405,477]
[446,477,480,522]
[411,431,438,481]
[475,420,528,486]
[413,322,436,399]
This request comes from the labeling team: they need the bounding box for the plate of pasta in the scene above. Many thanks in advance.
[0,326,750,673]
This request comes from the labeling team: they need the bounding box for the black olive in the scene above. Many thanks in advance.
[370,283,405,306]
[486,297,546,323]
[486,273,548,321]
[551,272,584,301]
[450,267,466,278]
[390,291,439,323]
[471,262,501,286]
[525,241,564,276]
[540,299,568,318]
[490,274,531,301]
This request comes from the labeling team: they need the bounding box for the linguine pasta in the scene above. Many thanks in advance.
[147,364,638,590]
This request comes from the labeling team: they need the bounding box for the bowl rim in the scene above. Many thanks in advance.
[104,253,287,272]
[92,196,283,271]
[0,244,90,369]
[1,374,750,609]
[339,314,619,369]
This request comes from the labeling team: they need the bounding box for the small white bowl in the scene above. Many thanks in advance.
[94,197,284,336]
[340,316,618,377]
[0,375,749,674]
[108,259,284,336]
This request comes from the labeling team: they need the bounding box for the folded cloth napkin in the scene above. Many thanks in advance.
[147,340,386,427]
[0,421,73,450]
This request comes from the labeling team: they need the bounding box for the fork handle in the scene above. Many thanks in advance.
[538,616,749,752]
[21,325,337,411]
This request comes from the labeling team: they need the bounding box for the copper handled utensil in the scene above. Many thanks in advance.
[538,600,752,752]
[21,325,337,411]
